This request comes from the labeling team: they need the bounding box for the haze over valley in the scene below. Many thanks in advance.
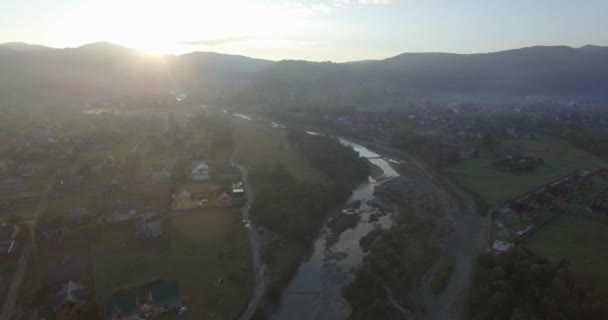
[2,1,608,320]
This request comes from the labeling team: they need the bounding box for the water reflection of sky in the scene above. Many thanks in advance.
[272,139,401,320]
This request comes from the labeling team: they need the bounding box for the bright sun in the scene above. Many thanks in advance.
[53,0,236,54]
[51,0,313,55]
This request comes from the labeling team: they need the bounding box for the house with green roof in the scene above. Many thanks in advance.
[105,294,140,320]
[148,282,181,315]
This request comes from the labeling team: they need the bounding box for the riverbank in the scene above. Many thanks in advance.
[229,111,488,320]
[336,135,489,320]
[269,138,399,320]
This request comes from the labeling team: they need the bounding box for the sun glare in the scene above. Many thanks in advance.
[49,0,318,55]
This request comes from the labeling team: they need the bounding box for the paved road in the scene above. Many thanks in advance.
[0,174,56,320]
[237,166,265,320]
[0,240,31,320]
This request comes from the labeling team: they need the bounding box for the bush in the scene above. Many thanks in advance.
[430,256,455,294]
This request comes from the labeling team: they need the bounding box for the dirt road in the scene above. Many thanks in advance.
[237,166,265,320]
[0,241,30,320]
[411,178,488,320]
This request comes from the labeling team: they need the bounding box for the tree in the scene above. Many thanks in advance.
[482,132,495,147]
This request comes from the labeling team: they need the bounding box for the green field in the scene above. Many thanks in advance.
[233,118,327,183]
[446,135,606,205]
[524,214,608,281]
[44,190,99,222]
[94,210,252,320]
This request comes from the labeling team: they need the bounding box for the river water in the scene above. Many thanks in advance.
[271,136,401,320]
[226,113,402,319]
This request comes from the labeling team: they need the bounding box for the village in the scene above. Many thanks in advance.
[0,110,253,320]
[2,101,608,320]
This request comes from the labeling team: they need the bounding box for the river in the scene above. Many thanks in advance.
[270,136,402,320]
[82,107,485,319]
[223,113,404,319]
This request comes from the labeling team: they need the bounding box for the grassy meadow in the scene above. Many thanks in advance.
[93,209,252,320]
[446,135,606,205]
[524,213,608,281]
[232,118,327,184]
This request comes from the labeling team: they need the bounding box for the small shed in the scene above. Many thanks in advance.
[492,240,514,253]
[136,220,163,239]
[217,192,233,208]
[67,208,90,224]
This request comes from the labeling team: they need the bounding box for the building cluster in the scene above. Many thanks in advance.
[493,169,608,253]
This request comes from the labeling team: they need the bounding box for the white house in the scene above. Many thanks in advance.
[192,162,209,181]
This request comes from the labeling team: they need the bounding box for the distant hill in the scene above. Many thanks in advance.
[0,42,52,52]
[245,45,608,108]
[578,45,608,55]
[0,42,273,107]
[1,42,608,108]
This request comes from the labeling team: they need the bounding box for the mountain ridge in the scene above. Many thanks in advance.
[1,41,608,108]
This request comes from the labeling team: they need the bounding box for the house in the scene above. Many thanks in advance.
[492,240,514,253]
[232,182,246,200]
[151,169,171,182]
[1,178,24,193]
[48,281,89,320]
[47,257,85,285]
[17,164,41,177]
[106,294,140,320]
[527,193,553,209]
[135,220,163,239]
[217,192,233,208]
[148,282,181,315]
[107,282,180,320]
[67,208,90,224]
[41,227,70,243]
[509,201,535,220]
[232,189,245,202]
[192,162,209,181]
[543,184,569,201]
[103,205,138,223]
[0,223,18,254]
[562,175,589,191]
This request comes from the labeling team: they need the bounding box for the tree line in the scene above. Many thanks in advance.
[467,248,608,320]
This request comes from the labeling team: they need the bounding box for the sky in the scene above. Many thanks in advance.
[1,0,607,62]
